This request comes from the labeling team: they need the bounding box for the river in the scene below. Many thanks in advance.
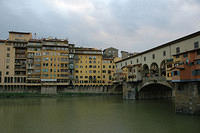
[0,96,200,133]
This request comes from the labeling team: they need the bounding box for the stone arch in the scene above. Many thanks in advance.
[160,60,166,76]
[150,62,159,77]
[138,82,173,99]
[142,64,149,77]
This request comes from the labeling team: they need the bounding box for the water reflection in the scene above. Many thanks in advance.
[0,96,200,133]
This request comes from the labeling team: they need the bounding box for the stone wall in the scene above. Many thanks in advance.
[175,82,200,115]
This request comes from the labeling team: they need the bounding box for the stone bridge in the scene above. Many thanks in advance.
[123,76,174,100]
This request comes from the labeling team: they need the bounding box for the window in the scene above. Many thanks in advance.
[192,70,200,76]
[130,61,132,64]
[176,47,180,54]
[197,50,200,55]
[198,84,200,95]
[144,57,146,61]
[6,71,9,75]
[194,41,199,49]
[163,51,166,56]
[137,59,138,63]
[183,53,188,58]
[7,47,10,51]
[196,60,200,64]
[6,65,9,69]
[174,71,180,76]
[102,70,106,73]
[109,75,112,80]
[125,62,127,66]
[152,54,155,59]
[103,65,105,68]
[108,70,111,74]
[7,53,10,57]
[89,65,92,68]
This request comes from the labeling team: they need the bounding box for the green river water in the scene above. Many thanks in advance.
[0,96,200,133]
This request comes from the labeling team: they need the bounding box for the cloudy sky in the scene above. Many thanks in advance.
[0,0,200,53]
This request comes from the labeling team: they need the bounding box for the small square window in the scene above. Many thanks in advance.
[152,54,155,59]
[176,47,180,54]
[194,41,199,49]
[163,51,166,56]
[6,71,9,75]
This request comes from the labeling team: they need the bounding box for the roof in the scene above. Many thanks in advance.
[103,47,118,52]
[43,38,68,43]
[116,31,200,63]
[29,39,42,43]
[0,40,6,43]
[75,47,102,52]
[9,31,31,34]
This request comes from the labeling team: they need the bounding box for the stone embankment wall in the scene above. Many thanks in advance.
[175,82,200,115]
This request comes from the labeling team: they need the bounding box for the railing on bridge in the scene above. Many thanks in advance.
[142,76,166,82]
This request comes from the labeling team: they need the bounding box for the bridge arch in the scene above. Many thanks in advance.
[142,64,150,77]
[160,60,166,76]
[150,62,159,77]
[138,82,173,99]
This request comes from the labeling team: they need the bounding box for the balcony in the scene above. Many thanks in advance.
[15,50,26,54]
[27,55,34,58]
[15,55,26,59]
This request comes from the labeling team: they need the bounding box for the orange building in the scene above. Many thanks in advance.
[170,48,200,82]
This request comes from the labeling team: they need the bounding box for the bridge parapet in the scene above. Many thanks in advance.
[142,76,166,82]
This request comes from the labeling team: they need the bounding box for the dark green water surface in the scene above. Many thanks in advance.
[0,96,200,133]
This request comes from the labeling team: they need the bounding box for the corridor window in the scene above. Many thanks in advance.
[194,41,199,49]
[176,47,180,54]
[152,54,155,59]
[163,51,166,56]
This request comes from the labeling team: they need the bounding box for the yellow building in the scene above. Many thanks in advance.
[74,48,103,86]
[102,58,115,85]
[40,39,69,85]
[9,31,32,42]
[26,39,70,93]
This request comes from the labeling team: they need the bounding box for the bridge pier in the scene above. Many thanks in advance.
[175,82,200,115]
[123,82,140,99]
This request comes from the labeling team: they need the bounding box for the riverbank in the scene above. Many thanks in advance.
[0,92,122,98]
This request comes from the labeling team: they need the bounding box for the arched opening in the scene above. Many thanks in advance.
[150,63,159,77]
[160,60,166,76]
[142,64,149,77]
[138,83,172,99]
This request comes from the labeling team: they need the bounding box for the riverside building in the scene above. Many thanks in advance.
[0,31,117,94]
[0,31,70,94]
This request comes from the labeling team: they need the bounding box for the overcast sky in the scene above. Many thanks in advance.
[0,0,200,52]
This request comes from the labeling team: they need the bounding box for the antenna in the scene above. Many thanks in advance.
[34,33,37,39]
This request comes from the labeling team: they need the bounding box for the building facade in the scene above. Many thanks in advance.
[103,47,118,58]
